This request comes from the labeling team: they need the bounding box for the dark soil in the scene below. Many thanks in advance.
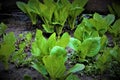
[0,62,45,80]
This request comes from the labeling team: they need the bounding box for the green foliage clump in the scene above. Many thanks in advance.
[16,1,38,25]
[0,32,16,70]
[108,3,120,19]
[67,13,117,74]
[11,32,33,67]
[0,22,7,36]
[31,29,84,80]
[16,0,88,36]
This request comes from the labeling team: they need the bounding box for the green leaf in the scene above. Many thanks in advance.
[93,13,103,21]
[68,7,84,29]
[44,0,54,5]
[72,0,88,8]
[60,0,71,6]
[68,0,88,29]
[54,5,69,26]
[90,31,99,37]
[33,29,49,56]
[47,33,56,52]
[43,47,66,79]
[28,0,41,14]
[50,46,66,58]
[56,32,70,48]
[32,62,48,75]
[16,2,27,13]
[53,3,69,35]
[74,23,85,41]
[3,32,16,44]
[43,56,66,79]
[43,5,55,22]
[16,1,37,25]
[25,32,32,43]
[80,37,101,58]
[43,46,67,79]
[68,38,81,51]
[111,19,120,36]
[104,14,115,25]
[31,42,41,57]
[110,46,120,62]
[89,13,109,35]
[65,74,80,80]
[42,24,54,33]
[100,35,108,50]
[67,64,85,74]
[91,13,115,34]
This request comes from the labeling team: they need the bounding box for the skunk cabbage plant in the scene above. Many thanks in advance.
[68,0,88,30]
[31,29,85,80]
[16,1,37,25]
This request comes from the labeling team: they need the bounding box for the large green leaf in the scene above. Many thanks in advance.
[53,2,70,35]
[68,38,81,51]
[32,62,48,75]
[60,0,71,6]
[72,0,88,8]
[68,7,84,29]
[54,4,69,26]
[74,23,85,41]
[50,46,66,58]
[28,0,41,14]
[43,46,67,79]
[36,29,48,55]
[110,46,120,62]
[38,0,55,23]
[47,33,56,52]
[68,0,88,29]
[43,56,66,79]
[16,2,27,13]
[67,64,85,74]
[31,29,49,58]
[3,32,16,44]
[111,19,120,36]
[91,13,115,32]
[16,1,37,25]
[80,37,101,58]
[31,42,41,57]
[42,24,54,33]
[100,35,108,50]
[93,13,103,21]
[56,32,70,48]
[104,14,115,26]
